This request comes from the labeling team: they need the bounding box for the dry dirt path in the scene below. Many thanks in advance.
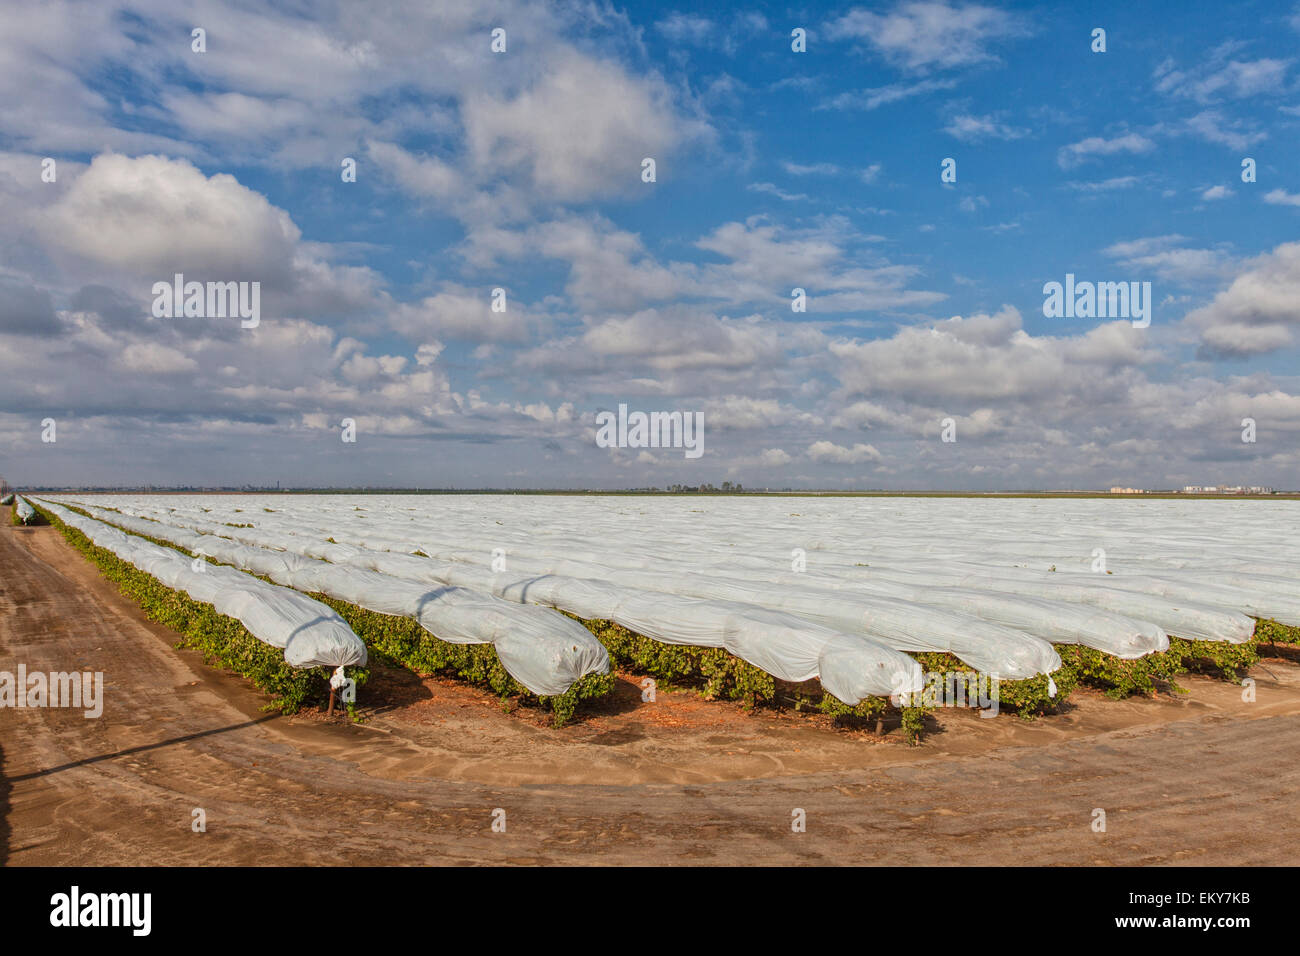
[2,519,1298,865]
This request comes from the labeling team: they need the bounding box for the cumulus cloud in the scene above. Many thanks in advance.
[3,0,1297,491]
[1183,242,1300,357]
[807,440,883,464]
[42,154,300,280]
[539,306,784,374]
[1264,188,1300,207]
[37,154,384,321]
[391,285,536,345]
[463,54,689,203]
[367,140,463,203]
[758,448,793,467]
[829,308,1159,418]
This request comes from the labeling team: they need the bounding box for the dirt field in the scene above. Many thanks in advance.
[2,519,1299,865]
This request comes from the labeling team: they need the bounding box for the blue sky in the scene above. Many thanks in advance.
[2,0,1299,489]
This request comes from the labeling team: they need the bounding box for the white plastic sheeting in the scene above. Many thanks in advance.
[61,503,611,698]
[78,507,1071,676]
[830,563,1254,644]
[385,549,1144,662]
[59,501,923,702]
[15,496,36,525]
[48,494,1296,685]
[33,499,367,670]
[1,493,13,506]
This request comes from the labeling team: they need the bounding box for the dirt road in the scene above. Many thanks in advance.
[2,519,1298,865]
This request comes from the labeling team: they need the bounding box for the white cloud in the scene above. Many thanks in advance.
[1264,188,1300,207]
[656,13,714,45]
[119,342,199,375]
[1057,133,1155,169]
[703,396,820,430]
[758,448,793,467]
[655,11,768,54]
[1103,235,1231,283]
[42,154,299,279]
[1183,242,1300,357]
[829,2,1027,73]
[942,113,1028,141]
[829,307,1155,410]
[391,285,536,344]
[1065,176,1140,192]
[367,140,462,202]
[1183,110,1266,150]
[819,77,959,111]
[748,182,810,201]
[1154,53,1291,103]
[463,54,688,203]
[807,440,883,464]
[782,161,841,175]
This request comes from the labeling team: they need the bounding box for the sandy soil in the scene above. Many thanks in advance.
[2,519,1298,865]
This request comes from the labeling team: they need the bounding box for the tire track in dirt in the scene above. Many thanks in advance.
[2,520,1298,865]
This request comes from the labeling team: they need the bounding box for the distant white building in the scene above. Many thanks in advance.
[1183,484,1273,494]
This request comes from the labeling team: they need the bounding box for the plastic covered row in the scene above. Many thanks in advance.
[65,501,928,702]
[32,499,366,669]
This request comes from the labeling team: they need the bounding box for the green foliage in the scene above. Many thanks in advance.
[580,616,776,709]
[1055,644,1187,699]
[317,596,615,727]
[1171,636,1259,681]
[899,706,928,745]
[1057,637,1259,696]
[1254,617,1300,646]
[814,693,887,722]
[919,632,1262,715]
[35,504,332,713]
[580,615,937,740]
[913,651,1076,718]
[812,694,929,745]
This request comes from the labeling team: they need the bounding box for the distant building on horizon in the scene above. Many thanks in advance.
[1182,484,1274,494]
